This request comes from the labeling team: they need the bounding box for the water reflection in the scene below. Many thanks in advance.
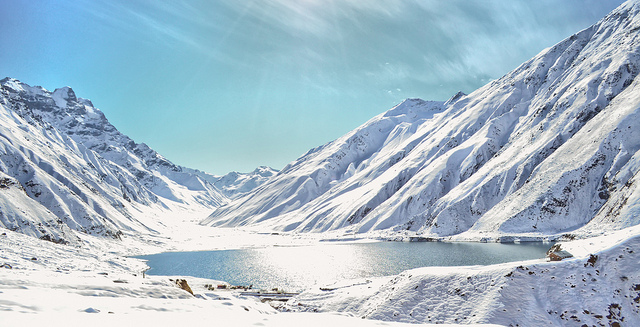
[138,241,551,292]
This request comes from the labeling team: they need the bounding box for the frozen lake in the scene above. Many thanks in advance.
[137,241,552,292]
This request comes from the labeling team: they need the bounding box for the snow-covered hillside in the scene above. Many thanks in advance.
[0,78,227,244]
[204,0,640,241]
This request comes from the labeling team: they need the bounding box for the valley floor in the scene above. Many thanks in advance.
[1,219,639,326]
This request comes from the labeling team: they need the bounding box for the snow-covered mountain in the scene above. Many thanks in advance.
[187,166,278,199]
[0,78,228,244]
[204,0,640,240]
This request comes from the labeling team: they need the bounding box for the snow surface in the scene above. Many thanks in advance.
[1,220,639,326]
[284,226,640,326]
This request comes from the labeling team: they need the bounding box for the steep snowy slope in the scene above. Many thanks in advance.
[204,0,640,240]
[0,78,227,244]
[203,98,446,230]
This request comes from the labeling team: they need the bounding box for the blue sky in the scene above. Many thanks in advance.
[0,0,625,175]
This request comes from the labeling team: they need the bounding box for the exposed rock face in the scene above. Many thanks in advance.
[204,0,640,240]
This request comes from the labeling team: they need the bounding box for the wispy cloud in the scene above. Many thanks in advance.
[71,0,625,100]
[74,0,247,66]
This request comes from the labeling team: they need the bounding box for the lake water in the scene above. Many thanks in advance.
[137,241,552,292]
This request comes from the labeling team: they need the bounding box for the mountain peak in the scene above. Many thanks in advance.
[1,77,46,95]
[251,166,278,177]
[383,98,444,119]
[52,86,77,107]
[444,91,467,106]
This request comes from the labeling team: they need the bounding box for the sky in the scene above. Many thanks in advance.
[0,0,626,175]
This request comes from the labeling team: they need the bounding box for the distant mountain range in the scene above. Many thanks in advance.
[203,0,640,241]
[193,165,279,200]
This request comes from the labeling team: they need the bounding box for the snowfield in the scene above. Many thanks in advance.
[2,0,640,326]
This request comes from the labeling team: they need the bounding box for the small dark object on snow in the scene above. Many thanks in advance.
[585,254,598,267]
[546,244,573,261]
[175,278,194,295]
